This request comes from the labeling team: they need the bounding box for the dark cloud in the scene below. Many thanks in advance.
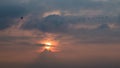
[0,0,28,30]
[0,0,120,30]
[21,15,67,33]
[0,5,26,18]
[0,19,10,30]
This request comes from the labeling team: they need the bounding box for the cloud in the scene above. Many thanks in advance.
[1,0,120,30]
[92,0,109,2]
[0,1,120,68]
[0,0,29,30]
[0,5,26,18]
[21,15,67,33]
[42,10,62,17]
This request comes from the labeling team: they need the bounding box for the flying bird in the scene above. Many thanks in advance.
[20,17,23,19]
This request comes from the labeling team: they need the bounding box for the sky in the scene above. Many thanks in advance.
[0,0,120,68]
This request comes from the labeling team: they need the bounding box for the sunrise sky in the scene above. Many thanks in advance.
[0,0,120,68]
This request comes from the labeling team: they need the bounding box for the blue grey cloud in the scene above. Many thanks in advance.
[0,0,120,30]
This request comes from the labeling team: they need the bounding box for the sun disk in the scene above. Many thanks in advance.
[45,42,52,46]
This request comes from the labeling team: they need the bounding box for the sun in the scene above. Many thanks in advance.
[44,42,53,51]
[36,40,59,53]
[45,42,52,46]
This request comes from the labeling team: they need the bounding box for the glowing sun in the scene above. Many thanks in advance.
[44,42,52,51]
[37,40,59,53]
[45,42,52,46]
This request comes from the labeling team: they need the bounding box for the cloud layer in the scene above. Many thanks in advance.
[0,0,120,68]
